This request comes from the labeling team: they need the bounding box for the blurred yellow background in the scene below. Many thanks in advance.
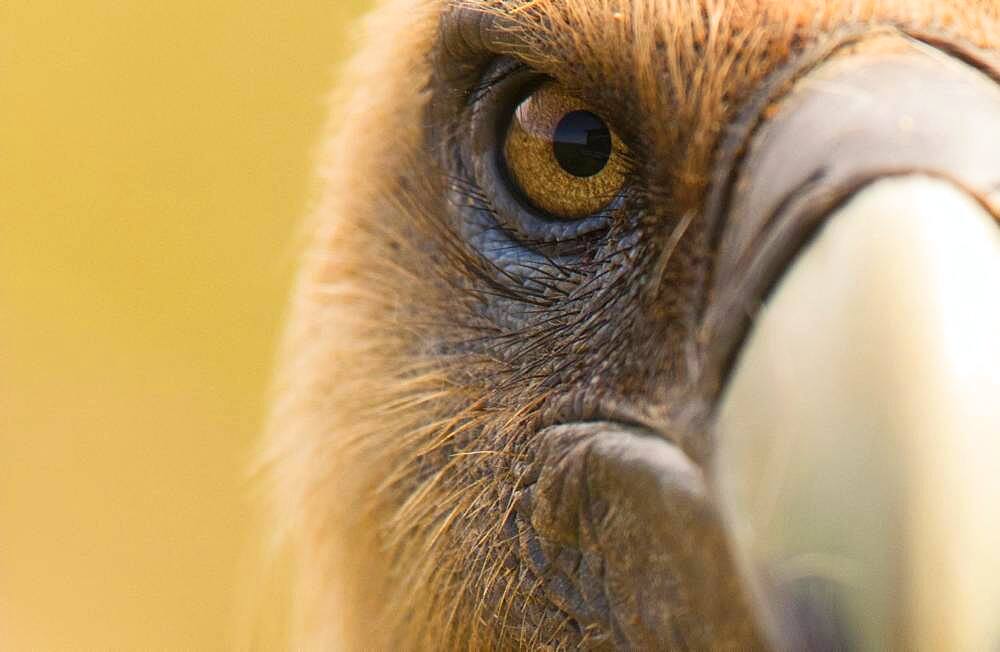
[1,1,374,648]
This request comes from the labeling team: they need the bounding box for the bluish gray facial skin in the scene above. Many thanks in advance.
[278,3,1000,648]
[431,8,1000,645]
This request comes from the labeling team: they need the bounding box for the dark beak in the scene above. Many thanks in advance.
[708,34,1000,650]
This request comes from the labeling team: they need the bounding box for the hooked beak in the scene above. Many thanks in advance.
[708,35,1000,650]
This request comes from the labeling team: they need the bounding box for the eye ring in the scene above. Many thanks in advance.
[465,60,630,248]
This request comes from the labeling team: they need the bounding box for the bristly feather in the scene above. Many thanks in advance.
[263,0,1000,649]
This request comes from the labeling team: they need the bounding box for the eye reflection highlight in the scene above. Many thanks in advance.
[503,82,627,219]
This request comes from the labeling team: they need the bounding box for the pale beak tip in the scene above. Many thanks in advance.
[715,176,1000,651]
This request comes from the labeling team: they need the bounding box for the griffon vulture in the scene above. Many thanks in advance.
[265,0,1000,648]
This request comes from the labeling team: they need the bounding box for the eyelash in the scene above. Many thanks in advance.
[467,60,530,106]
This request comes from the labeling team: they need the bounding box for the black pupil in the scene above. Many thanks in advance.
[552,110,612,178]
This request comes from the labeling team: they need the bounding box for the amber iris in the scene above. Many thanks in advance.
[503,82,626,219]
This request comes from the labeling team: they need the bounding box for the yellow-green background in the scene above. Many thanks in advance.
[1,1,374,648]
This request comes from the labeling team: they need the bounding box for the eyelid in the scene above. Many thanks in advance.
[440,5,529,64]
[467,59,531,105]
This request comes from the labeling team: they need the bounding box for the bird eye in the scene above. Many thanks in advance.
[502,82,627,220]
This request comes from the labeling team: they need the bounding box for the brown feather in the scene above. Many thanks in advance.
[264,1,1000,648]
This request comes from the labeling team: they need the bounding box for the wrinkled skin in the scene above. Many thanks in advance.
[265,1,1000,649]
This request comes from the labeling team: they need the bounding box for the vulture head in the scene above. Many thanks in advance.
[267,0,1000,648]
